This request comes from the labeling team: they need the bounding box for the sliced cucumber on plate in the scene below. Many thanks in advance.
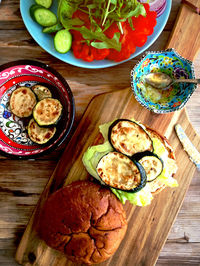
[35,0,53,9]
[54,29,72,54]
[29,1,71,54]
[31,6,57,27]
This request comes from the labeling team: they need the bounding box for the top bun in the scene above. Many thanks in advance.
[38,180,127,264]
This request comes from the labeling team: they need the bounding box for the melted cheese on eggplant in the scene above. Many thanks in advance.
[10,87,37,118]
[110,121,153,156]
[96,152,141,190]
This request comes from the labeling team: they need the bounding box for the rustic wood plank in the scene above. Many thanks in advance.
[0,0,200,265]
[166,0,200,60]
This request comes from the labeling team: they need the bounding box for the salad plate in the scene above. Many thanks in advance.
[20,0,172,69]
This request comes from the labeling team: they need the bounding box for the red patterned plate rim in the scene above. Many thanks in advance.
[0,60,75,159]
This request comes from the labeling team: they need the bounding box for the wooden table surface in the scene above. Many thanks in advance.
[0,0,200,265]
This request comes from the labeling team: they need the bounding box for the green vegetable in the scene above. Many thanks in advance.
[54,29,72,53]
[82,119,178,206]
[82,140,151,206]
[43,23,63,33]
[30,4,42,20]
[57,0,146,51]
[35,0,53,9]
[31,7,58,27]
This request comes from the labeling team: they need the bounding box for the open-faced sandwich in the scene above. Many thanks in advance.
[83,118,178,206]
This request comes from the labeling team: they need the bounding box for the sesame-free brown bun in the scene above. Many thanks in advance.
[38,180,127,264]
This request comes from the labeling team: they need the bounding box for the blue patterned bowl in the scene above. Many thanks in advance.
[131,48,197,113]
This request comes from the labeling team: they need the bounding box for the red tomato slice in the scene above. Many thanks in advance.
[71,4,157,62]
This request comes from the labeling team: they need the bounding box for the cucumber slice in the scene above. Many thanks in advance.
[54,29,72,54]
[35,0,53,9]
[43,23,63,34]
[30,4,42,20]
[33,7,57,27]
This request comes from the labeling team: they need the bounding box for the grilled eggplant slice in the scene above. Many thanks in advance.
[33,98,62,126]
[108,119,153,156]
[10,87,37,118]
[28,118,56,144]
[31,84,52,101]
[96,151,147,192]
[134,151,163,182]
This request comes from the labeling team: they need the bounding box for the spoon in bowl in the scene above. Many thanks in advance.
[144,72,200,90]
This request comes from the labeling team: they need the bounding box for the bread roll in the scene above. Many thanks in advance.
[38,180,127,264]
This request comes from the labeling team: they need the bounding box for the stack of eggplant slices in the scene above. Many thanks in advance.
[9,84,63,144]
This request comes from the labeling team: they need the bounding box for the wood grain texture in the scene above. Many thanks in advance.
[0,0,200,265]
[166,0,200,60]
[15,88,200,266]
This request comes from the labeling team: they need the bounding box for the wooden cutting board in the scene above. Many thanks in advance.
[16,1,200,266]
[15,88,200,266]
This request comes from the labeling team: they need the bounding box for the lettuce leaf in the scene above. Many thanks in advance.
[111,185,153,206]
[82,141,113,181]
[82,119,178,207]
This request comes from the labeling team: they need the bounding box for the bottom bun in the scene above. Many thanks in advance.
[146,126,176,195]
[38,180,127,264]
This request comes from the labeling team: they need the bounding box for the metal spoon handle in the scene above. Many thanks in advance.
[174,78,200,84]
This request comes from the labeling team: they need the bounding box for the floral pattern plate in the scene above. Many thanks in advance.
[0,60,75,158]
[131,48,197,113]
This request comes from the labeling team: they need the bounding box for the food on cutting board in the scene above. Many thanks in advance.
[9,84,63,144]
[83,118,178,206]
[29,0,157,62]
[38,180,127,264]
[10,87,37,118]
[108,119,153,156]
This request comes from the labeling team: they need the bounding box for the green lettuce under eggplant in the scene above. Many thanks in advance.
[82,119,178,207]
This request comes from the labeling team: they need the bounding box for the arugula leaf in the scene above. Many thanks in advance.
[58,0,146,51]
[91,32,121,50]
[58,0,81,20]
[60,18,84,29]
[77,26,121,51]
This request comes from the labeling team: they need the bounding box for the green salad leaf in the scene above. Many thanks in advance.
[57,0,146,51]
[82,141,113,181]
[82,119,178,207]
